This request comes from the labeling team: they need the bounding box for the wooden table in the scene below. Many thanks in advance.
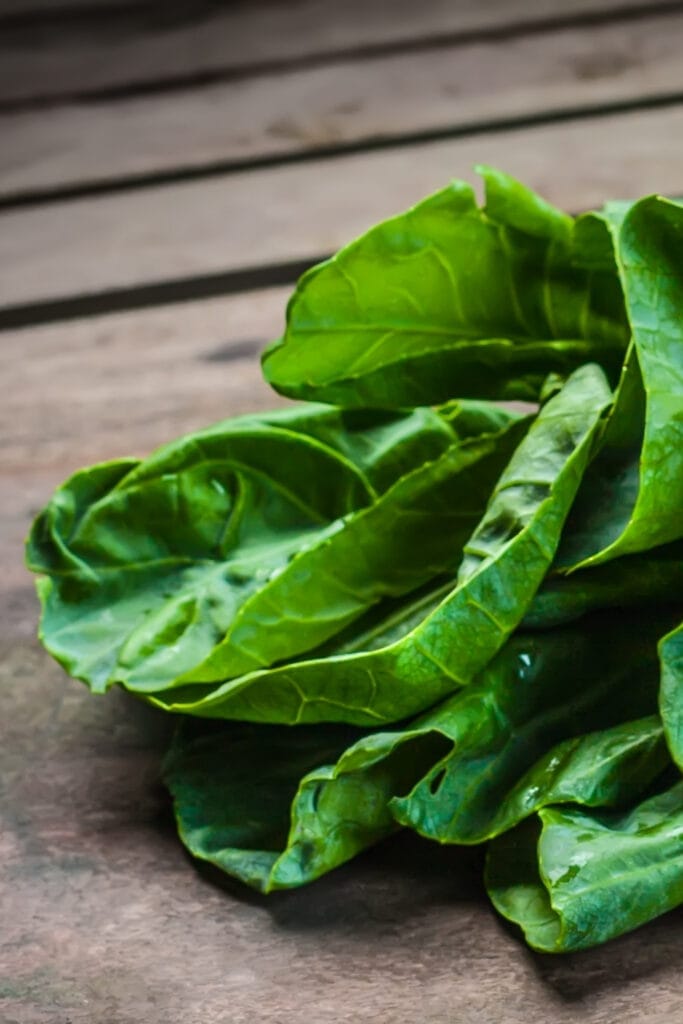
[2,2,683,1020]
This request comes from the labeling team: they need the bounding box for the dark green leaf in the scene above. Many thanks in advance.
[163,718,446,892]
[324,609,670,846]
[163,720,364,891]
[486,778,683,952]
[659,620,683,770]
[390,622,671,844]
[523,540,683,629]
[164,612,671,893]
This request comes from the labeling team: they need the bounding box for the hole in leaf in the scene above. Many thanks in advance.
[429,767,447,795]
[310,783,324,813]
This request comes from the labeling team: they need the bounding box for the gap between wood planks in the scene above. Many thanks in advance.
[0,0,680,110]
[2,2,682,206]
[1,0,677,34]
[3,104,683,328]
[4,76,683,209]
[0,258,319,330]
[0,1,162,27]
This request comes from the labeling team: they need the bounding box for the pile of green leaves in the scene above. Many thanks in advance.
[26,167,682,953]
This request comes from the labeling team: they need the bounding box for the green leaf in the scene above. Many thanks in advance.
[163,720,365,891]
[323,609,670,846]
[25,168,683,953]
[390,620,671,844]
[437,398,525,438]
[155,364,611,724]
[28,404,467,694]
[557,197,683,567]
[164,612,670,893]
[163,718,446,892]
[523,540,683,629]
[262,168,627,408]
[659,620,683,770]
[182,422,528,689]
[486,778,683,952]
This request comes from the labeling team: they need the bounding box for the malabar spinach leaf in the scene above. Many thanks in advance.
[28,405,479,694]
[155,364,610,724]
[164,613,670,893]
[557,197,683,567]
[389,614,673,844]
[486,777,683,952]
[163,720,367,891]
[262,167,627,407]
[24,170,683,955]
[523,540,683,629]
[314,610,669,854]
[163,717,446,893]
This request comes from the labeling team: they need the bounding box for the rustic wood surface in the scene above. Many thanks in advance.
[1,0,671,106]
[0,290,287,477]
[3,7,682,200]
[5,104,683,313]
[3,2,683,1020]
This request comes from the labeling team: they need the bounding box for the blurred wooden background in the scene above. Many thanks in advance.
[2,3,683,1022]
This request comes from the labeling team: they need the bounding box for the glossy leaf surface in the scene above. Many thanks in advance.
[29,404,491,694]
[390,617,672,843]
[164,717,447,892]
[262,167,627,407]
[23,171,683,955]
[157,365,610,723]
[164,614,670,893]
[163,720,366,891]
[487,778,683,952]
[557,197,683,567]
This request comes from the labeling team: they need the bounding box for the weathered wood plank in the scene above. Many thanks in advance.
[2,104,683,312]
[3,9,682,200]
[0,0,674,106]
[0,289,287,478]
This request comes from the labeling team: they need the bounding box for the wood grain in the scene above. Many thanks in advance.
[3,9,683,200]
[3,103,683,312]
[1,288,287,473]
[0,0,674,106]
